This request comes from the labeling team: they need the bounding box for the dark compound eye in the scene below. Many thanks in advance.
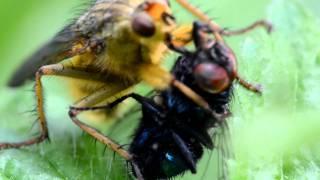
[194,63,231,93]
[131,12,156,37]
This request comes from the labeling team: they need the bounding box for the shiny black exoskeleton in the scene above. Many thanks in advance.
[107,22,234,179]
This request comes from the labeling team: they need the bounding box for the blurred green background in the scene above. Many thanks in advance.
[1,0,320,179]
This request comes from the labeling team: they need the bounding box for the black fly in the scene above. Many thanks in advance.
[70,21,265,179]
[127,22,237,179]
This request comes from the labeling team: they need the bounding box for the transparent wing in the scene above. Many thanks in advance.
[8,0,131,87]
[200,119,234,180]
[7,24,81,87]
[217,120,234,180]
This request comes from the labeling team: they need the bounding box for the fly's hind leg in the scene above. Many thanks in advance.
[68,92,146,180]
[69,92,172,180]
[0,60,112,150]
[68,111,143,180]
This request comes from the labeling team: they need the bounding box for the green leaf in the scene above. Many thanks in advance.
[230,0,320,179]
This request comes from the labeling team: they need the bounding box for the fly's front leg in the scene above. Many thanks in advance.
[174,0,272,41]
[187,19,272,38]
[173,0,223,41]
[70,93,143,111]
[71,93,164,118]
[236,76,263,94]
[0,60,107,150]
[139,64,209,110]
[139,64,224,121]
[220,20,273,36]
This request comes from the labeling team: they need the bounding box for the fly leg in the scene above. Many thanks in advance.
[139,64,225,121]
[71,93,165,118]
[70,92,169,180]
[71,93,147,111]
[173,0,224,41]
[192,22,264,94]
[236,76,262,94]
[68,91,132,160]
[174,0,272,41]
[139,64,211,109]
[169,19,271,54]
[0,60,115,150]
[219,20,273,36]
[68,92,146,180]
[171,131,197,173]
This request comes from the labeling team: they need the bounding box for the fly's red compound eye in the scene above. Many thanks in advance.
[132,1,171,37]
[194,63,231,93]
[132,12,156,37]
